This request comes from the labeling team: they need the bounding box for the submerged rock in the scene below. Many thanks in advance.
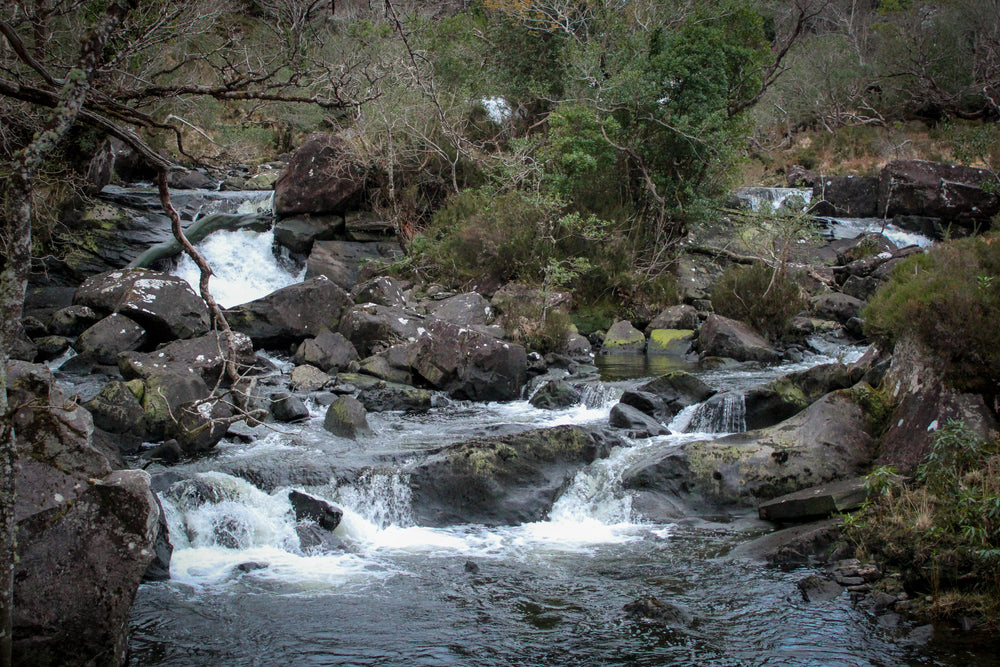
[529,380,583,410]
[323,395,373,439]
[409,425,618,526]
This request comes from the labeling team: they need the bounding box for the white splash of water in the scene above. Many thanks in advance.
[173,228,304,308]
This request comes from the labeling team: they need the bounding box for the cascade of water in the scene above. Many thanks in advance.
[334,470,414,530]
[172,228,304,307]
[579,383,622,409]
[686,391,747,434]
[733,187,812,213]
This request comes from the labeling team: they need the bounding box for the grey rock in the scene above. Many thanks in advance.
[322,395,373,439]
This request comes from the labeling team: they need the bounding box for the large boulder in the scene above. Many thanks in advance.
[427,292,494,328]
[305,240,403,291]
[628,371,717,422]
[322,395,373,439]
[75,312,147,365]
[408,425,617,526]
[226,276,353,348]
[809,293,865,326]
[73,268,210,343]
[273,133,365,217]
[293,330,359,373]
[7,361,158,666]
[735,362,863,431]
[877,337,998,474]
[810,175,879,217]
[409,319,528,401]
[609,403,670,438]
[878,160,999,230]
[14,470,159,666]
[84,379,148,449]
[529,380,583,410]
[644,304,699,334]
[350,276,409,308]
[338,303,426,357]
[695,314,780,363]
[119,330,256,386]
[600,320,646,355]
[272,213,345,254]
[623,388,877,511]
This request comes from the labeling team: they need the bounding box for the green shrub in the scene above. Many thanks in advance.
[863,233,1000,394]
[844,422,1000,618]
[710,262,806,340]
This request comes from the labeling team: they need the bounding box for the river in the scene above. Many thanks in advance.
[111,189,985,665]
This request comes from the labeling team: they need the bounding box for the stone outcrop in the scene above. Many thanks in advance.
[338,303,426,357]
[878,160,999,231]
[294,330,359,373]
[877,337,998,474]
[8,361,159,666]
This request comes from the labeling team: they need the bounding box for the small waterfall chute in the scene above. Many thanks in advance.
[686,391,747,434]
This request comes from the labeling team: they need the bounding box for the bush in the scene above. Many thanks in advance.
[845,421,1000,618]
[863,233,1000,394]
[710,262,805,340]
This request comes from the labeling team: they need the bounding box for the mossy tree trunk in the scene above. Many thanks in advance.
[0,3,138,665]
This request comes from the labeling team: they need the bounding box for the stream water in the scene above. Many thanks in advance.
[119,189,987,665]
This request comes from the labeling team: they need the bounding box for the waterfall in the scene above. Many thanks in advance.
[334,470,414,530]
[686,392,747,434]
[732,187,812,213]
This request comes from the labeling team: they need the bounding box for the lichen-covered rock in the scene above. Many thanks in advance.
[646,329,694,356]
[600,320,646,354]
[695,314,780,363]
[428,292,494,327]
[357,381,437,413]
[76,313,147,365]
[877,337,998,474]
[409,319,527,401]
[14,470,159,666]
[878,160,999,228]
[322,395,373,439]
[119,330,256,386]
[294,330,359,372]
[338,303,426,358]
[48,304,102,336]
[408,425,618,526]
[738,362,863,430]
[84,379,148,445]
[226,276,353,348]
[809,293,865,326]
[74,268,210,343]
[290,364,333,393]
[350,276,409,308]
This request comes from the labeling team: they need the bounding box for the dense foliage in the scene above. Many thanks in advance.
[846,422,1000,618]
[710,262,805,341]
[862,233,1000,395]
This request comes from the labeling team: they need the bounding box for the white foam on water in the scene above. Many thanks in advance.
[173,228,304,308]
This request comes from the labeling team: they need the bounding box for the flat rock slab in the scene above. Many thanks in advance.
[758,477,869,523]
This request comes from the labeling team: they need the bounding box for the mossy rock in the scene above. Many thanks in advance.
[600,320,645,355]
[646,329,694,356]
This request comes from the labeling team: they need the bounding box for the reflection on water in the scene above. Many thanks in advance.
[595,354,696,381]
